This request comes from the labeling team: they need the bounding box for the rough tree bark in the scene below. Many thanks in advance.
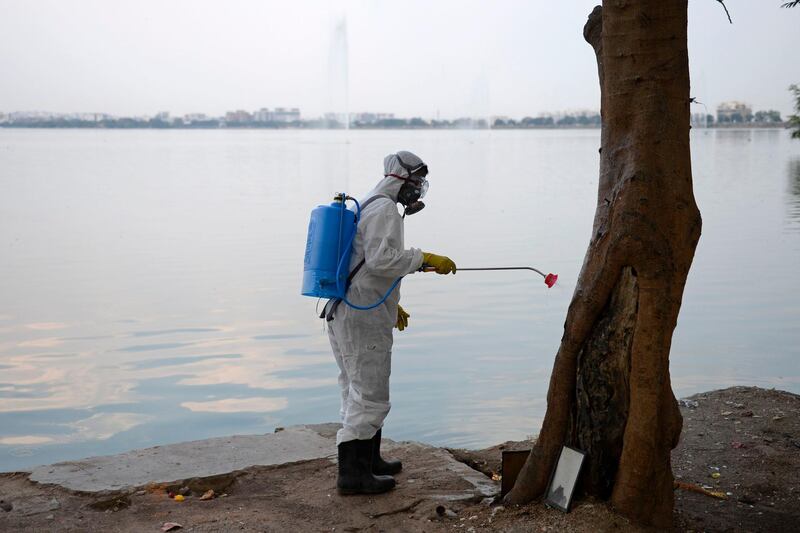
[505,2,702,527]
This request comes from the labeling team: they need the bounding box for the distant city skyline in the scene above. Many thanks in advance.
[2,98,787,131]
[1,1,798,118]
[2,107,605,122]
[1,97,787,124]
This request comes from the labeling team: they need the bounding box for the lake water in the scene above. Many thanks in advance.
[1,128,799,472]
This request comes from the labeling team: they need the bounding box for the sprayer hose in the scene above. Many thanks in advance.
[455,266,547,278]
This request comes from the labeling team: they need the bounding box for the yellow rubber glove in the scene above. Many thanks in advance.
[422,252,457,274]
[395,305,410,331]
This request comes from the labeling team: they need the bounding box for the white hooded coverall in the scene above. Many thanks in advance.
[328,154,425,445]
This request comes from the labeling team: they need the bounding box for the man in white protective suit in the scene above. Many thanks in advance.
[322,151,456,495]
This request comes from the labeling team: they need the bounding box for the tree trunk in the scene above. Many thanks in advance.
[505,2,701,527]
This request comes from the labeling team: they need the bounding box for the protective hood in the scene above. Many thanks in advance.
[361,174,404,205]
[384,151,425,180]
[362,151,426,204]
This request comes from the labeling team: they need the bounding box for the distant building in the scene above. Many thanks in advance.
[324,112,347,125]
[717,101,752,123]
[225,110,253,123]
[184,113,208,123]
[246,107,301,123]
[351,112,395,125]
[9,111,55,121]
[271,107,300,123]
[69,112,108,122]
[351,112,375,124]
[453,117,489,129]
[690,113,713,128]
[155,111,170,121]
[253,108,271,122]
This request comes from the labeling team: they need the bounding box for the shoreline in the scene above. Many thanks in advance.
[0,123,790,131]
[1,386,798,532]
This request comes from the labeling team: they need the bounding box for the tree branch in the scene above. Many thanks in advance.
[716,0,733,23]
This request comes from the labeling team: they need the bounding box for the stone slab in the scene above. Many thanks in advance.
[28,424,337,493]
[26,423,498,503]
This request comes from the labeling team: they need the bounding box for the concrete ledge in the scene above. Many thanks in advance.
[28,424,338,493]
[26,422,498,505]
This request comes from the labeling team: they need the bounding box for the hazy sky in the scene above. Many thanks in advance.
[1,0,798,119]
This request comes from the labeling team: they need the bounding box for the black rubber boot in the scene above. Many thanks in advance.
[372,429,402,476]
[337,439,396,495]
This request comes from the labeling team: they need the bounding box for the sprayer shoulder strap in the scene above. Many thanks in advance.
[320,193,393,322]
[319,259,365,320]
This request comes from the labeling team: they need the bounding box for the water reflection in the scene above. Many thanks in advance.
[0,436,54,446]
[1,128,799,471]
[126,353,242,370]
[132,328,221,337]
[788,158,800,226]
[0,382,51,399]
[119,342,193,352]
[713,129,753,142]
[25,323,68,331]
[0,312,336,469]
[0,412,151,446]
[181,397,288,413]
[253,334,310,341]
[64,412,151,442]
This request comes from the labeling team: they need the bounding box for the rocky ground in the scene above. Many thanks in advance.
[1,386,798,532]
[671,387,800,532]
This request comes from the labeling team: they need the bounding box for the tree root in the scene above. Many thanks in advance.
[367,498,424,518]
[674,481,728,500]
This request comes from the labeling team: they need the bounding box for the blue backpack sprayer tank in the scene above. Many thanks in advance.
[302,193,403,310]
[301,193,356,300]
[302,192,558,310]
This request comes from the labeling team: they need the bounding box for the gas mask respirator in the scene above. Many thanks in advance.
[394,156,429,217]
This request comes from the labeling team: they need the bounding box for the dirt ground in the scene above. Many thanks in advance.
[1,386,798,532]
